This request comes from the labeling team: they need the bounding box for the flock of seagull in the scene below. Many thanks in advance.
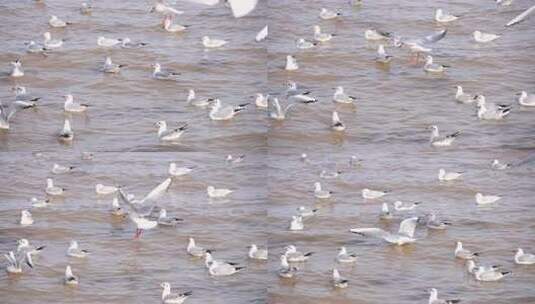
[2,0,535,303]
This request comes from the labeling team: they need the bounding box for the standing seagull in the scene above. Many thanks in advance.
[350,217,419,245]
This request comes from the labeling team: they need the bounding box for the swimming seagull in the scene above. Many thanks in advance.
[296,38,316,49]
[187,238,207,257]
[517,91,535,106]
[336,247,357,263]
[350,217,419,245]
[49,15,70,28]
[421,213,451,230]
[43,32,63,49]
[438,169,462,181]
[380,203,393,220]
[393,201,420,211]
[364,29,391,41]
[435,9,459,23]
[496,0,513,6]
[67,240,89,258]
[206,255,245,276]
[454,86,476,104]
[97,36,122,47]
[202,36,227,48]
[160,282,192,304]
[331,111,345,131]
[296,206,318,217]
[207,186,233,198]
[473,266,511,282]
[465,260,501,275]
[102,57,125,73]
[289,92,317,104]
[31,197,50,208]
[157,209,183,226]
[332,269,349,288]
[169,163,193,177]
[0,102,17,130]
[314,182,332,199]
[120,38,148,48]
[17,239,45,256]
[424,55,449,73]
[428,125,460,147]
[46,178,65,196]
[4,251,33,274]
[375,44,392,64]
[454,241,480,260]
[320,169,341,179]
[25,41,48,54]
[285,55,298,71]
[9,59,24,77]
[362,188,388,199]
[313,25,334,42]
[96,184,118,195]
[475,193,501,205]
[111,197,127,217]
[163,16,188,33]
[319,8,341,20]
[186,89,212,107]
[284,245,314,262]
[491,159,511,170]
[208,99,248,120]
[155,121,187,142]
[475,95,512,120]
[13,86,40,106]
[333,86,357,104]
[52,163,75,174]
[427,288,460,304]
[473,31,500,43]
[226,154,245,164]
[506,4,535,27]
[254,93,268,108]
[20,210,34,226]
[289,215,304,231]
[64,265,79,285]
[514,248,535,265]
[64,94,89,113]
[150,1,184,15]
[278,255,298,278]
[255,25,268,42]
[248,244,268,260]
[152,63,180,80]
[80,2,92,15]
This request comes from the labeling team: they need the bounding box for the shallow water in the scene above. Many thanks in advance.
[1,0,535,303]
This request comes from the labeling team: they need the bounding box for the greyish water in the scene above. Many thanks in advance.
[0,0,534,303]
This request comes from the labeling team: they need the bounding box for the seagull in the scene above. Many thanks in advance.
[80,2,92,15]
[473,267,511,282]
[157,209,183,226]
[428,125,460,147]
[362,188,388,199]
[254,93,268,108]
[289,92,317,104]
[465,260,501,275]
[67,240,90,258]
[336,247,357,263]
[427,288,460,304]
[202,36,227,48]
[296,38,316,49]
[435,9,459,23]
[208,99,248,120]
[207,186,233,198]
[319,8,341,20]
[13,86,40,105]
[475,193,501,205]
[16,239,45,256]
[46,178,65,196]
[25,41,48,54]
[375,44,392,64]
[285,55,298,71]
[473,31,500,43]
[455,86,476,104]
[424,55,449,73]
[43,32,63,49]
[319,169,342,179]
[438,169,462,181]
[313,25,334,42]
[64,94,89,113]
[31,197,50,208]
[380,203,393,220]
[491,159,511,170]
[20,210,34,226]
[421,213,452,230]
[454,241,480,260]
[163,16,188,33]
[226,154,245,164]
[333,86,357,104]
[52,163,75,174]
[58,119,74,141]
[160,282,192,304]
[314,182,332,199]
[350,217,419,245]
[169,163,193,177]
[506,4,535,27]
[95,184,118,196]
[398,29,447,59]
[9,59,24,77]
[332,268,349,288]
[0,102,18,130]
[331,111,345,131]
[284,245,314,262]
[289,215,304,231]
[186,89,213,107]
[248,244,268,260]
[364,29,391,41]
[517,91,535,106]
[102,56,125,73]
[150,1,184,15]
[64,265,79,285]
[296,206,318,217]
[120,38,148,48]
[393,201,420,211]
[97,36,122,47]
[152,63,180,80]
[130,211,158,238]
[187,238,208,257]
[514,248,535,265]
[110,197,127,217]
[476,95,512,120]
[255,25,268,42]
[496,0,513,6]
[155,121,187,142]
[206,256,244,276]
[4,251,33,274]
[49,15,70,28]
[118,178,172,218]
[278,255,298,278]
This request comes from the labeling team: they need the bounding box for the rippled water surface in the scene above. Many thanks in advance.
[1,0,535,303]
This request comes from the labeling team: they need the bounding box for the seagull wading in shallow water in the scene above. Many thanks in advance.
[350,217,419,245]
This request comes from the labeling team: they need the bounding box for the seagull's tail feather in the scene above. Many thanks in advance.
[304,252,314,257]
[234,266,246,271]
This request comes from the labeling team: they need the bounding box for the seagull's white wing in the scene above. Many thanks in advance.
[423,29,447,44]
[350,228,389,239]
[398,217,418,237]
[228,0,257,18]
[180,0,219,5]
[141,178,172,204]
[506,5,535,27]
